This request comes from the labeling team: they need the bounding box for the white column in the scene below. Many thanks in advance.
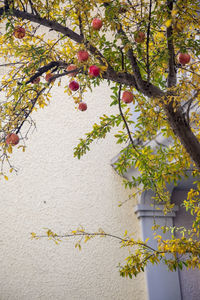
[135,190,182,300]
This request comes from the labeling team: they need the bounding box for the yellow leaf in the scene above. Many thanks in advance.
[4,175,8,180]
[156,32,165,40]
[84,236,90,243]
[171,10,178,17]
[31,232,36,238]
[100,66,108,72]
[154,235,162,239]
[165,19,172,27]
[7,145,12,154]
[135,160,140,168]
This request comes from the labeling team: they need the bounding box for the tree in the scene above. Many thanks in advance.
[1,0,200,278]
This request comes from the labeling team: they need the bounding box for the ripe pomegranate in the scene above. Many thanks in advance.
[69,81,79,91]
[78,102,87,111]
[13,26,26,39]
[178,53,191,65]
[89,65,100,77]
[5,133,19,146]
[122,91,133,103]
[92,18,103,30]
[77,50,89,62]
[66,64,78,77]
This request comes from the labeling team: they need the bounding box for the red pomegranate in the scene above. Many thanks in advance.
[122,91,134,103]
[78,102,87,111]
[5,133,19,146]
[13,26,26,39]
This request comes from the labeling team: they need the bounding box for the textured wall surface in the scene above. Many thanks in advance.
[0,75,147,299]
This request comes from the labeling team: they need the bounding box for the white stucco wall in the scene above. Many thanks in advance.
[0,70,147,299]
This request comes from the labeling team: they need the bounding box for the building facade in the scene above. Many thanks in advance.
[0,72,147,299]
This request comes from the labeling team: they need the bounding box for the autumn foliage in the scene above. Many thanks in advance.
[0,0,200,278]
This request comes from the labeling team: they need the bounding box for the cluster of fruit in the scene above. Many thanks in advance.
[66,17,103,112]
[67,51,101,111]
[9,17,191,146]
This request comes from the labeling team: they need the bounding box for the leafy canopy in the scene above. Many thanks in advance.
[1,0,200,277]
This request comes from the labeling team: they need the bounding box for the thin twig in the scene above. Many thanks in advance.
[16,87,46,134]
[166,0,177,88]
[117,84,137,150]
[146,0,152,83]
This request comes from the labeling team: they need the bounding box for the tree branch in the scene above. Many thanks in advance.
[184,90,200,126]
[0,5,165,98]
[166,0,177,88]
[16,87,46,134]
[25,61,68,84]
[3,8,84,43]
[146,0,152,82]
[115,23,163,98]
[117,84,136,150]
[28,0,39,16]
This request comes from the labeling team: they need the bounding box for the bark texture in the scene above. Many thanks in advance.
[165,106,200,170]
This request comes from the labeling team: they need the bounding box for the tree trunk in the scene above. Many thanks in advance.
[165,105,200,170]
